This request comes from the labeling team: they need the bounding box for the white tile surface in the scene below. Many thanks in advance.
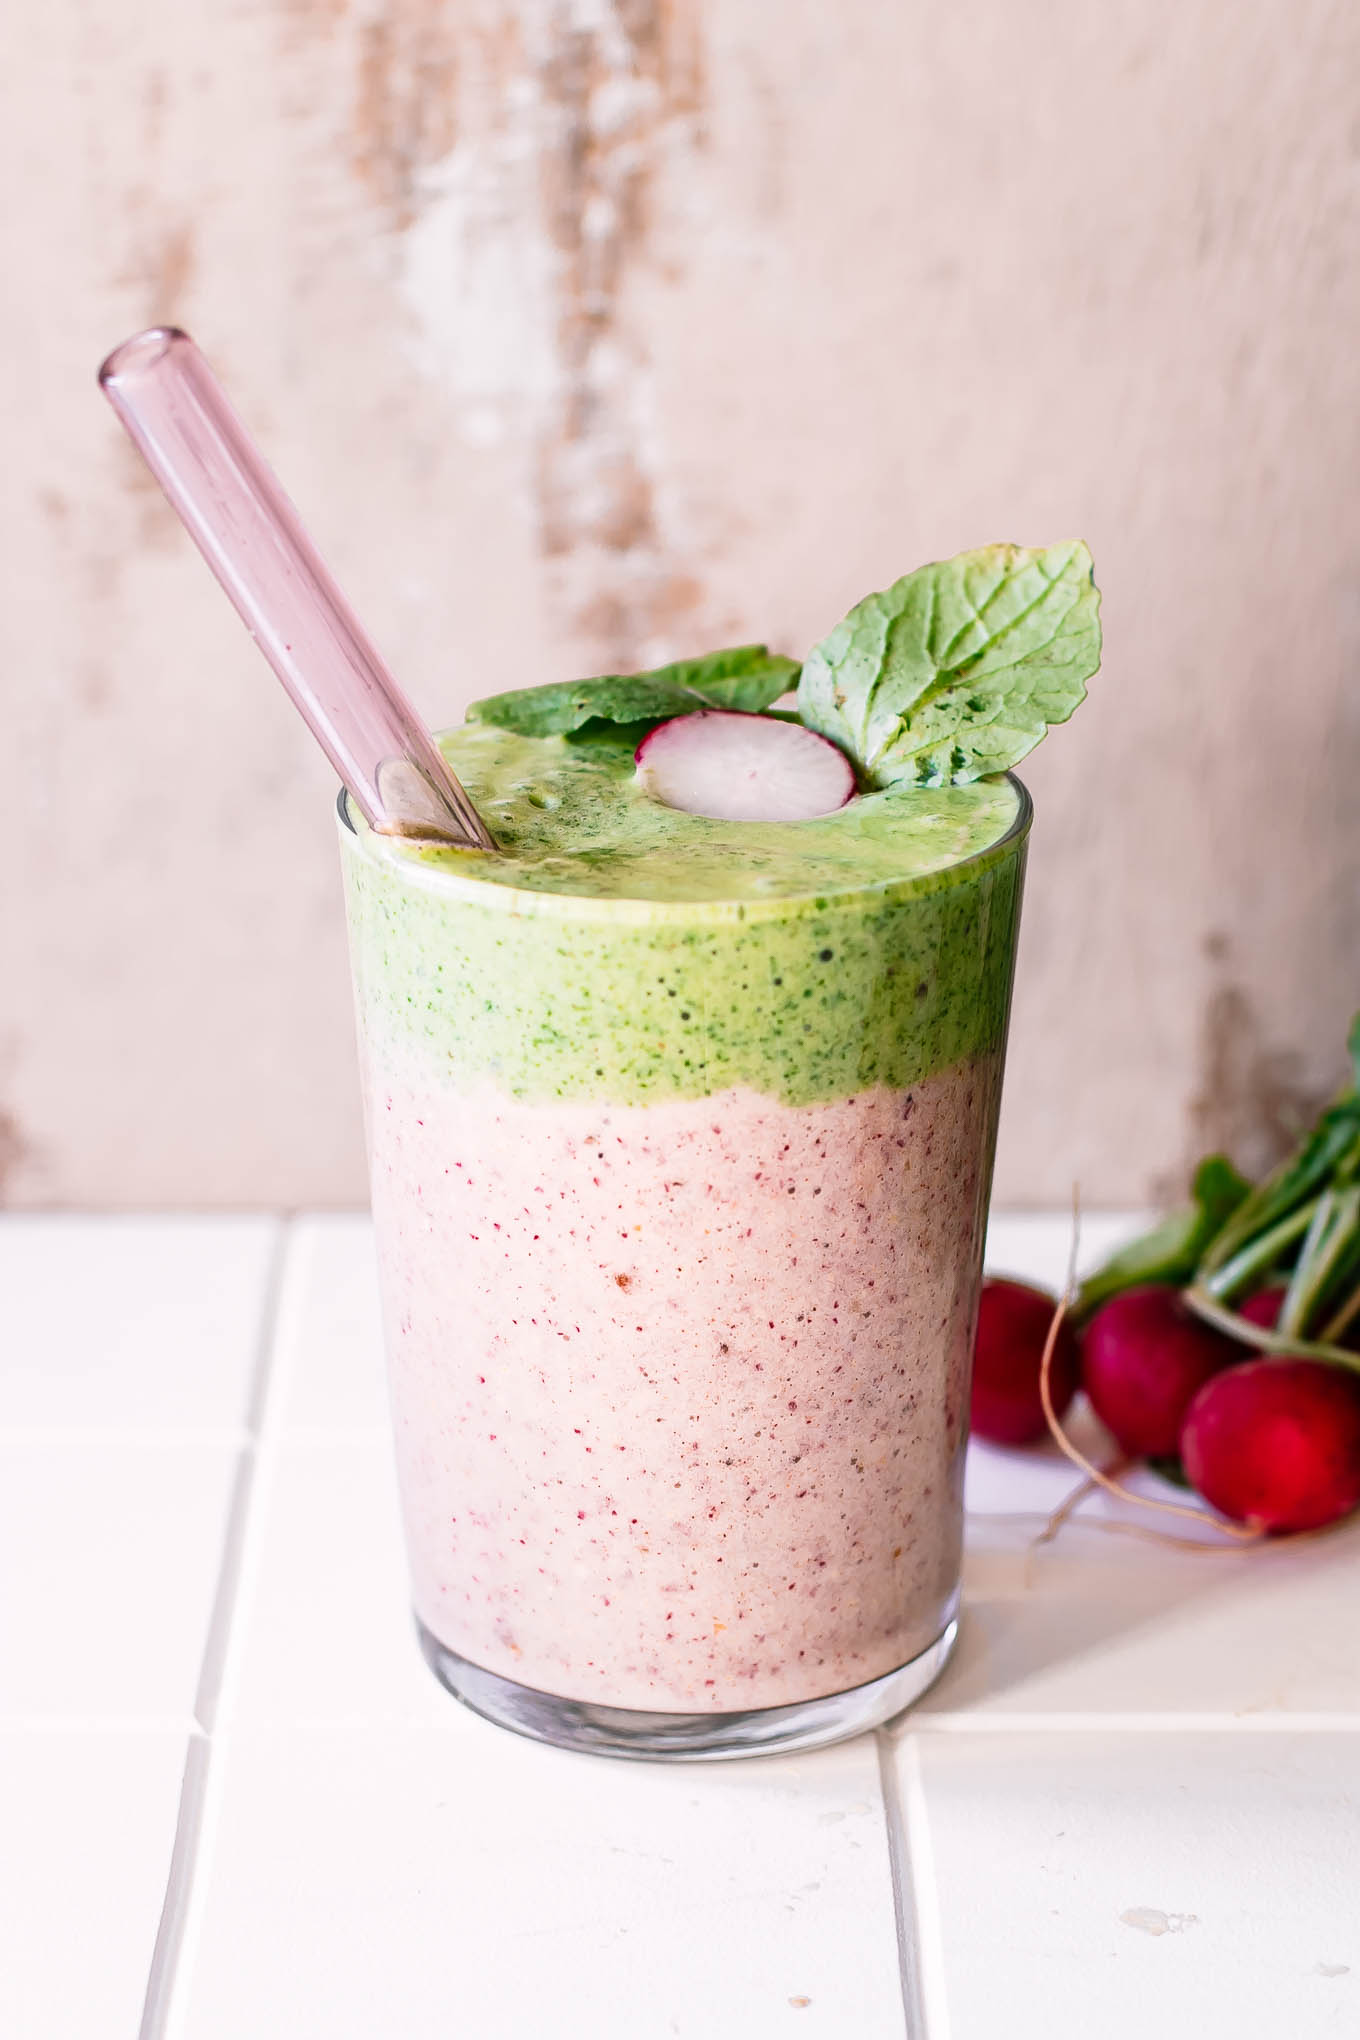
[0,1216,278,1430]
[918,1513,1360,1723]
[8,1209,1360,2040]
[0,1728,187,2040]
[278,1214,389,1432]
[898,1730,1360,2040]
[963,1411,1121,1515]
[0,1437,239,1720]
[179,1720,904,2040]
[228,1434,440,1725]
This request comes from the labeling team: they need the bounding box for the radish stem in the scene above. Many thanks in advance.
[1182,1285,1360,1373]
[1320,1278,1360,1348]
[1280,1188,1360,1339]
[1198,1089,1360,1280]
[1279,1192,1340,1338]
[1200,1200,1318,1303]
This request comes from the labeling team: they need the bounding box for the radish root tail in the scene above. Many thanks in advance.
[1036,1189,1262,1548]
[1032,1457,1132,1552]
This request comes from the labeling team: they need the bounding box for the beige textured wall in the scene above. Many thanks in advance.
[3,0,1357,1209]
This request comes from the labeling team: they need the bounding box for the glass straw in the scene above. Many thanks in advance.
[98,327,497,850]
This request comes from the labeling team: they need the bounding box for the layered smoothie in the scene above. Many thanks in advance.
[341,722,1028,1731]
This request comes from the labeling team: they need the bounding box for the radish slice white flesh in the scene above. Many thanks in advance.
[634,711,855,821]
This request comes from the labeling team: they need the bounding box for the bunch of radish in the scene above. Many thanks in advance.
[972,1015,1360,1537]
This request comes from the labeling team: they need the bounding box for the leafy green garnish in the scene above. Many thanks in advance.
[467,646,799,739]
[552,720,659,755]
[796,541,1101,786]
[1074,1156,1250,1320]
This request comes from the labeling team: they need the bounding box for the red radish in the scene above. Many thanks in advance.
[1081,1285,1240,1457]
[971,1277,1078,1444]
[1181,1358,1360,1533]
[634,711,855,822]
[1237,1285,1287,1331]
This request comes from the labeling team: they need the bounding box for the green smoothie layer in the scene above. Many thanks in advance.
[339,724,1028,1107]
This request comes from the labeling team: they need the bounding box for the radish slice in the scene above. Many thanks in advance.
[634,711,855,821]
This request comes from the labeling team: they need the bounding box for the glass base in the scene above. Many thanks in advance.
[415,1617,958,1761]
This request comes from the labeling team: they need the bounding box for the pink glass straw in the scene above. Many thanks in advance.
[98,328,496,850]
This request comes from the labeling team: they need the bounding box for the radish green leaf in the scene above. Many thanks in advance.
[468,646,799,738]
[797,541,1101,786]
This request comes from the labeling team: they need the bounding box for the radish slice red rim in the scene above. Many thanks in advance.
[634,711,855,822]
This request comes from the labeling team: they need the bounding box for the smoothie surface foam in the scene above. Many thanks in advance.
[386,723,1022,906]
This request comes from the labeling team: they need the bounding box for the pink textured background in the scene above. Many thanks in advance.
[3,0,1357,1206]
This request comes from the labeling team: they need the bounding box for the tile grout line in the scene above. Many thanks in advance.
[138,1214,304,2040]
[896,1734,953,2040]
[905,1712,1360,1734]
[133,1735,211,2040]
[876,1726,927,2039]
[11,1708,1358,1741]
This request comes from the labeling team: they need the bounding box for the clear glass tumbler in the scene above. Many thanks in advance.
[339,773,1030,1759]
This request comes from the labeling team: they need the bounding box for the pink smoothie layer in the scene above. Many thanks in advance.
[367,1053,1000,1714]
